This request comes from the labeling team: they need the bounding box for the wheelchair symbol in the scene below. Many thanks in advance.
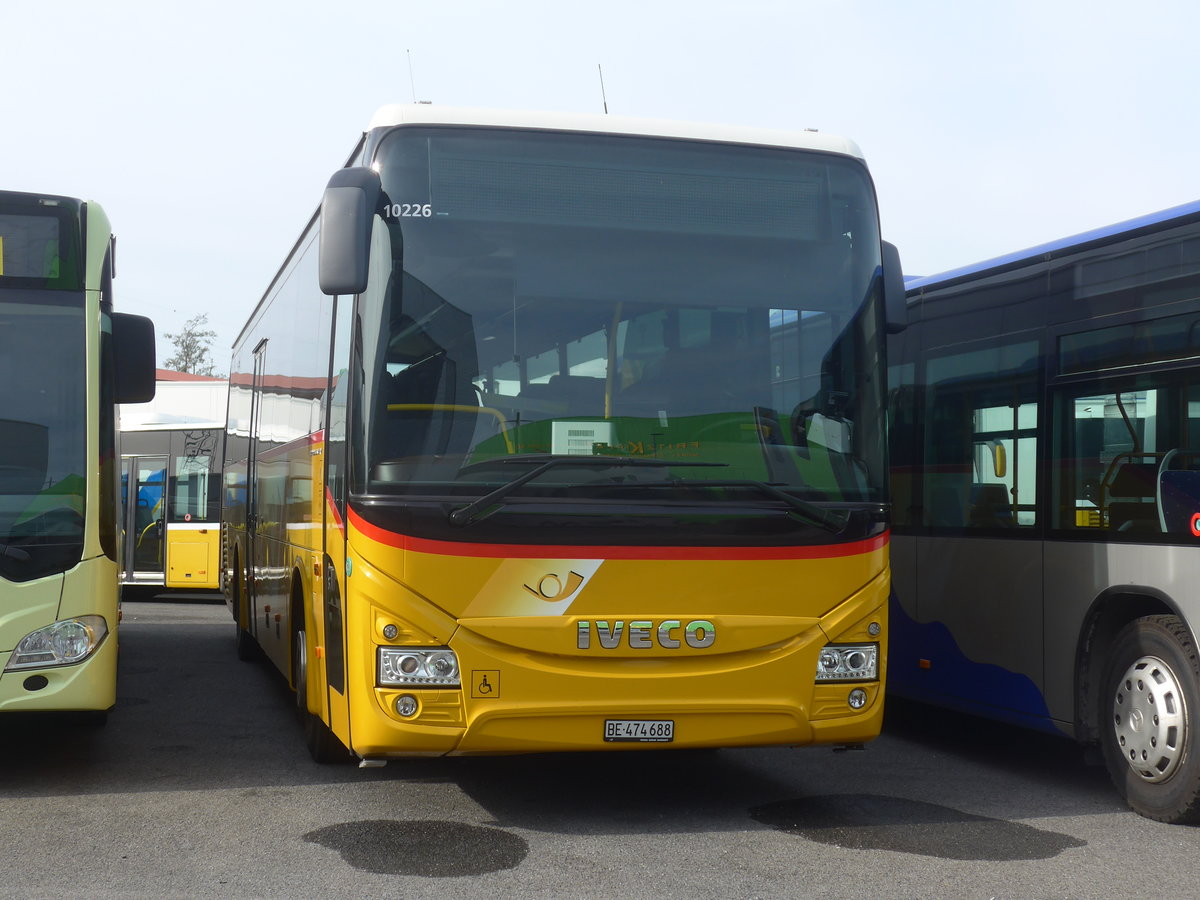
[472,670,500,699]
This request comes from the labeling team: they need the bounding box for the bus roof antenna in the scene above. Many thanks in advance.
[598,64,609,114]
[408,50,418,104]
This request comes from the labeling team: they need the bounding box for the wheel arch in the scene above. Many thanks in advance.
[289,561,310,691]
[1075,585,1193,744]
[224,526,247,615]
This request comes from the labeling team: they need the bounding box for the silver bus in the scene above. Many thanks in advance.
[889,199,1200,823]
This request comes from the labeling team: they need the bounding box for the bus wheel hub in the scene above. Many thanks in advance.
[1113,655,1187,784]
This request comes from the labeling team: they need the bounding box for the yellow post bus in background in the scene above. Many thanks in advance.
[222,106,906,764]
[120,374,227,596]
[0,189,155,721]
[120,423,223,595]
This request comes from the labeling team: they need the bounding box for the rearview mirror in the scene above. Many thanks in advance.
[882,241,907,334]
[318,167,382,296]
[112,312,156,404]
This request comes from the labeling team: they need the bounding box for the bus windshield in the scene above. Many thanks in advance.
[0,298,87,581]
[357,127,887,510]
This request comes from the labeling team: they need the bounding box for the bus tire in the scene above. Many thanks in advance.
[1101,614,1200,823]
[232,557,259,662]
[236,624,258,662]
[293,623,349,764]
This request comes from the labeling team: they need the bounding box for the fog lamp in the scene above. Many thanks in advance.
[395,695,419,718]
[848,688,868,709]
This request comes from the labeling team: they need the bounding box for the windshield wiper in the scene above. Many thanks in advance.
[697,479,852,534]
[448,456,727,526]
[596,476,853,534]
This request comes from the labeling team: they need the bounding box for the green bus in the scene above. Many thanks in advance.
[0,189,156,721]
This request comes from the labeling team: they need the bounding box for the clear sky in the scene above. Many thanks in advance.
[5,0,1200,367]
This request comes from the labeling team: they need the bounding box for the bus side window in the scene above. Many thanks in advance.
[924,339,1039,531]
[1057,389,1165,533]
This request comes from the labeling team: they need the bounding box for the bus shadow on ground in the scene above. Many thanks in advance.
[0,601,1123,859]
[882,695,1111,788]
[749,793,1088,860]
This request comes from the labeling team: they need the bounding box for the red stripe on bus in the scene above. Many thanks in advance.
[346,507,887,560]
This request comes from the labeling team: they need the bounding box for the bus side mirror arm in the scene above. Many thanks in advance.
[318,167,382,296]
[112,312,157,404]
[882,241,907,334]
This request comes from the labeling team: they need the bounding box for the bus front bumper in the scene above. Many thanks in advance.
[0,634,118,713]
[346,639,885,758]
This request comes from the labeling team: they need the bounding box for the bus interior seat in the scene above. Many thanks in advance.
[375,370,432,459]
[519,375,606,416]
[969,483,1013,527]
[1157,456,1200,533]
[1107,462,1159,532]
[618,347,744,417]
[376,354,481,461]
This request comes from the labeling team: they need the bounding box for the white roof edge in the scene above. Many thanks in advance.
[366,104,865,160]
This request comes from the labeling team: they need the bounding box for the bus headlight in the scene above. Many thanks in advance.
[815,643,879,682]
[377,647,460,687]
[5,616,109,670]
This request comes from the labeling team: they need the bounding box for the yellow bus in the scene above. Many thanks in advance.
[120,422,223,595]
[223,106,905,764]
[0,189,155,721]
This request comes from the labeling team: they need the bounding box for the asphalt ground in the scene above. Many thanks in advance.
[0,599,1194,899]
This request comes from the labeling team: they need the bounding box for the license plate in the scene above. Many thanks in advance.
[603,719,674,743]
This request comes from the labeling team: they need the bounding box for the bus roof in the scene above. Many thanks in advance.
[367,104,866,161]
[907,198,1200,293]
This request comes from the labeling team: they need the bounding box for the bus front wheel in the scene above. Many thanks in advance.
[1101,615,1200,824]
[232,557,259,662]
[292,624,349,764]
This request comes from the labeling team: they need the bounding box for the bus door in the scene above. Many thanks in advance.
[244,341,268,641]
[320,294,353,745]
[121,455,167,584]
[165,435,221,590]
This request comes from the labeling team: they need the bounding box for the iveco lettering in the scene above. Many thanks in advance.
[577,620,716,650]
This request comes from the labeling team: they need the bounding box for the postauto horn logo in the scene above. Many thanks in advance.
[576,619,716,650]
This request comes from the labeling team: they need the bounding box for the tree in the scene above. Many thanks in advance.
[164,313,221,376]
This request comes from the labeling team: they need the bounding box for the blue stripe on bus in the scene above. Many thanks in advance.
[888,591,1064,737]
